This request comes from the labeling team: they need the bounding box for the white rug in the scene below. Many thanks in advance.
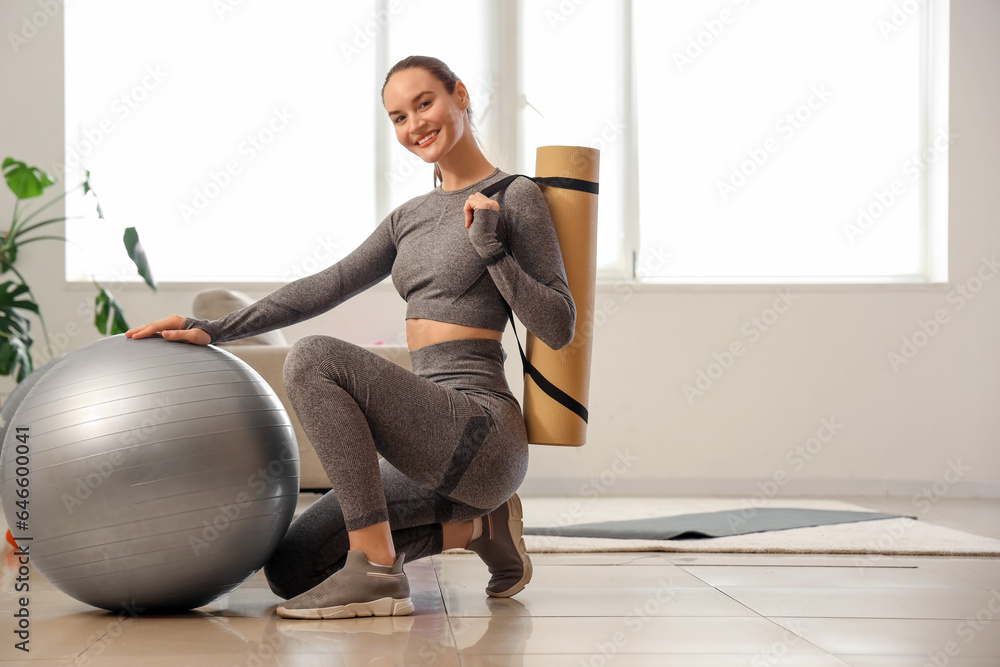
[518,497,1000,558]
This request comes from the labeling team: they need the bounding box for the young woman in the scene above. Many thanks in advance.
[125,55,576,619]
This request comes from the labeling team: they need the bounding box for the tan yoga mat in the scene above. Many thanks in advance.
[525,146,600,446]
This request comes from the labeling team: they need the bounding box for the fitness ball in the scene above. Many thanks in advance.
[0,334,299,612]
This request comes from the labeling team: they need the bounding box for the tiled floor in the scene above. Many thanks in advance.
[1,495,998,666]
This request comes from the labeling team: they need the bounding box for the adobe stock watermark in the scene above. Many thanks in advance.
[682,289,798,403]
[28,262,165,368]
[728,416,844,532]
[419,615,473,664]
[7,0,65,54]
[579,448,640,501]
[178,106,294,224]
[842,128,957,244]
[340,0,403,62]
[750,619,810,667]
[945,590,1000,663]
[189,450,297,555]
[57,601,145,667]
[580,579,682,667]
[544,0,591,31]
[888,591,1000,666]
[716,84,833,202]
[673,0,755,73]
[49,64,169,182]
[854,458,969,567]
[30,318,82,368]
[283,234,343,280]
[588,117,624,154]
[212,0,246,20]
[887,255,999,372]
[913,459,971,514]
[877,0,927,40]
[545,448,639,535]
[60,393,176,514]
[559,246,672,359]
[239,625,286,667]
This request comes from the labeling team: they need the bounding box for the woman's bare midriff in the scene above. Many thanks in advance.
[406,318,502,352]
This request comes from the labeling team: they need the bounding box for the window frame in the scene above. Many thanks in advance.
[62,0,949,291]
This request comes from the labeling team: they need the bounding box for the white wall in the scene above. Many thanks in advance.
[2,0,997,499]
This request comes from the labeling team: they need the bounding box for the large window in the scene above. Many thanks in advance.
[633,0,949,282]
[64,0,948,285]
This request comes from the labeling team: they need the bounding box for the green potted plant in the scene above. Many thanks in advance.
[1,157,155,382]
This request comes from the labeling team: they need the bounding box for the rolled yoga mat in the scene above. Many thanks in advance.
[525,146,600,446]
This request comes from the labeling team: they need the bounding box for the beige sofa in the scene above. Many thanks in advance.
[192,289,410,490]
[224,343,411,490]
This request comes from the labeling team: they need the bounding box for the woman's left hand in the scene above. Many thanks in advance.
[464,192,505,258]
[464,192,500,228]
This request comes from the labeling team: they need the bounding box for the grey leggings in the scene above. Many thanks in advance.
[263,335,529,599]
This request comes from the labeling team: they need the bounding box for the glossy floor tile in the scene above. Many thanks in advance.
[442,583,758,618]
[769,617,1000,658]
[716,585,999,619]
[457,657,854,667]
[448,615,837,655]
[679,564,970,588]
[0,495,997,665]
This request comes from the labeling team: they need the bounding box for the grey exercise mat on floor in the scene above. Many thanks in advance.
[524,508,916,540]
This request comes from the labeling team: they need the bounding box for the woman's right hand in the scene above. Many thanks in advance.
[125,314,211,345]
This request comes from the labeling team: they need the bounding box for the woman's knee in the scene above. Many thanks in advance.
[262,535,299,599]
[282,335,349,389]
[263,498,351,598]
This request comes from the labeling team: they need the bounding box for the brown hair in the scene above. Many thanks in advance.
[381,55,482,189]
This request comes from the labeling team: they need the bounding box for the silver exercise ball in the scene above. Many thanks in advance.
[0,359,56,448]
[0,334,299,612]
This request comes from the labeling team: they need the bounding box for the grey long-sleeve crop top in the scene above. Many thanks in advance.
[181,167,577,350]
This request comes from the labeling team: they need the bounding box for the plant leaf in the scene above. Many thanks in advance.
[84,171,105,218]
[0,281,38,381]
[0,335,33,382]
[123,227,155,291]
[0,281,39,315]
[0,240,17,272]
[2,159,54,199]
[94,287,129,335]
[19,235,68,245]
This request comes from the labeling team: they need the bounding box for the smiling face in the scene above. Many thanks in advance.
[383,67,468,164]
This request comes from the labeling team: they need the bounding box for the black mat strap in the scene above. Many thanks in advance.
[480,172,598,425]
[501,299,589,423]
[479,174,600,198]
[479,174,523,198]
[531,176,600,195]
